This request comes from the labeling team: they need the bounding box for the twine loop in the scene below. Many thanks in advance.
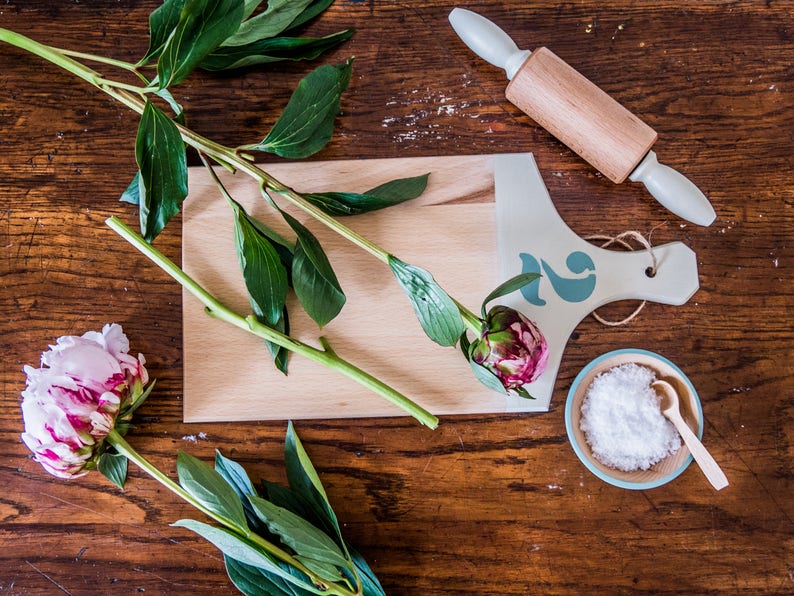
[584,230,659,327]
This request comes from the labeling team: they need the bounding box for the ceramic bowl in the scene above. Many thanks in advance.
[565,349,703,490]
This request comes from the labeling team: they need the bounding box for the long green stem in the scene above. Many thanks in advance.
[107,430,238,527]
[106,216,439,429]
[105,430,357,596]
[454,299,485,335]
[95,77,152,95]
[0,28,102,86]
[58,47,139,72]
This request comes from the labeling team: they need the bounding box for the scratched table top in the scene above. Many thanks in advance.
[1,1,792,594]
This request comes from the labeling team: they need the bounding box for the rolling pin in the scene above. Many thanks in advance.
[449,7,716,226]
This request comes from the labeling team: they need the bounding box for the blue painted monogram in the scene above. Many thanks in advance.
[518,251,596,306]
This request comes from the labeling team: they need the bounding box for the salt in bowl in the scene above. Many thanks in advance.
[565,349,703,490]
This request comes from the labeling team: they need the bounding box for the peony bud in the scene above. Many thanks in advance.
[20,324,149,479]
[470,306,549,393]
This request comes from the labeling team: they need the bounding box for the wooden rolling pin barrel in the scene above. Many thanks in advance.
[449,8,716,226]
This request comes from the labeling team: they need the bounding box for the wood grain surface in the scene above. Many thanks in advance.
[1,1,792,594]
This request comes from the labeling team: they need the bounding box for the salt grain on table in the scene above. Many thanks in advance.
[580,363,682,472]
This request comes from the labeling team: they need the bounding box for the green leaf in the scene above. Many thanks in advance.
[282,212,345,327]
[138,0,186,66]
[202,159,291,372]
[364,173,430,204]
[265,308,291,374]
[480,272,542,318]
[201,29,355,71]
[119,172,141,206]
[135,101,188,241]
[348,547,386,596]
[260,481,304,512]
[459,330,472,360]
[247,494,352,574]
[173,519,317,591]
[463,334,509,395]
[215,450,257,500]
[283,422,344,546]
[214,451,274,540]
[122,378,157,418]
[513,385,536,399]
[224,556,315,596]
[260,481,326,534]
[97,451,128,489]
[257,483,384,595]
[285,422,329,503]
[222,0,314,46]
[468,357,509,395]
[155,87,186,121]
[157,0,246,89]
[225,556,283,596]
[247,60,352,158]
[295,557,344,583]
[285,0,336,31]
[229,199,289,327]
[177,451,249,534]
[302,173,429,216]
[246,212,295,270]
[241,0,263,20]
[388,256,465,347]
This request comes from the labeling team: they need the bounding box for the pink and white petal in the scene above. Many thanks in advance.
[46,342,123,387]
[98,323,130,359]
[33,442,91,479]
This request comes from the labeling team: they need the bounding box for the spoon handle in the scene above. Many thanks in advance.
[670,416,729,491]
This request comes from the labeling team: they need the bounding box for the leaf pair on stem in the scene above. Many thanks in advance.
[107,423,384,596]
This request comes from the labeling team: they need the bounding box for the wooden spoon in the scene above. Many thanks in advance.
[652,380,729,491]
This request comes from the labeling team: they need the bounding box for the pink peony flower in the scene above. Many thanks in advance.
[470,306,549,392]
[20,324,149,479]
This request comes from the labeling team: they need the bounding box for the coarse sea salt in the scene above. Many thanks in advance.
[580,363,681,472]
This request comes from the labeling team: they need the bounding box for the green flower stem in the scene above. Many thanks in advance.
[1,28,481,377]
[57,47,140,72]
[0,28,104,86]
[106,430,240,529]
[454,299,484,336]
[105,430,357,596]
[106,216,439,430]
[95,77,152,95]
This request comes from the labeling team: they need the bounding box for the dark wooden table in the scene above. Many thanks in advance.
[2,1,792,594]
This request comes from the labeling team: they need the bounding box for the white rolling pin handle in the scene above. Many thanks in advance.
[629,151,717,226]
[448,7,531,80]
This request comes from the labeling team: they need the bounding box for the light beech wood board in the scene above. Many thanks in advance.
[182,154,509,422]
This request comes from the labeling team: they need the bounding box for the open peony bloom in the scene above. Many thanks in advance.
[20,323,149,479]
[470,306,549,393]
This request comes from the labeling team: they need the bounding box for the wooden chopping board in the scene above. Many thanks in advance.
[182,154,512,423]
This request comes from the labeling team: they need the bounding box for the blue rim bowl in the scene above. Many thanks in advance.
[565,349,703,490]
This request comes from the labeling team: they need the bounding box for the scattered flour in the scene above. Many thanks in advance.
[579,363,681,472]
